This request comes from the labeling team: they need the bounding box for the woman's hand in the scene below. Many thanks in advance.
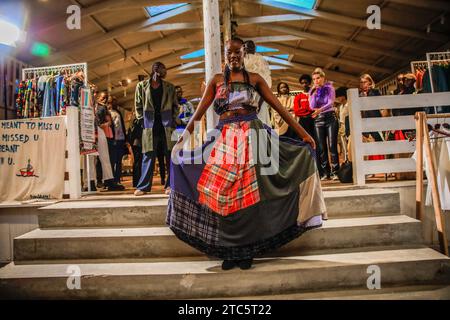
[303,135,316,150]
[311,107,322,118]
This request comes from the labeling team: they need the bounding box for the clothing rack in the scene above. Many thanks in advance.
[410,60,428,74]
[426,51,450,93]
[22,62,88,86]
[415,111,449,257]
[21,62,91,195]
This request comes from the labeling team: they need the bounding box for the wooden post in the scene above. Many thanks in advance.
[347,88,365,185]
[415,112,424,221]
[66,106,82,199]
[422,114,449,256]
[202,0,222,132]
[223,0,232,45]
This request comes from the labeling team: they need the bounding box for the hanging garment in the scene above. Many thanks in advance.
[167,81,327,261]
[425,132,450,210]
[412,131,450,210]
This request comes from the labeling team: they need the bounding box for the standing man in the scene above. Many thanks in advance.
[243,40,272,127]
[134,62,179,196]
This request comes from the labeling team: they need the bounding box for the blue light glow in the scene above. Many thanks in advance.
[256,46,279,53]
[181,48,205,59]
[270,0,316,9]
[146,3,187,16]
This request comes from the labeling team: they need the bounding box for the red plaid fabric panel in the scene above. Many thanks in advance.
[197,121,260,216]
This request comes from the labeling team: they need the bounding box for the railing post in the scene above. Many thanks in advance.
[347,88,365,185]
[66,106,81,199]
[415,112,424,221]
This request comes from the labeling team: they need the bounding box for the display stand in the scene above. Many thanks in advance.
[21,63,93,198]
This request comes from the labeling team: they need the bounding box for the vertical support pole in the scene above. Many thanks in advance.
[415,112,424,221]
[66,106,82,199]
[422,114,449,256]
[202,0,222,132]
[223,0,232,45]
[347,88,365,185]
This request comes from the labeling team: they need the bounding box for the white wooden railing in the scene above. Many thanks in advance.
[348,88,450,185]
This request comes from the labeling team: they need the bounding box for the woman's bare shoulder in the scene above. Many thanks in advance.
[247,71,265,87]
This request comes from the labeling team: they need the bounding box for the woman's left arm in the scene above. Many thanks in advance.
[255,74,316,149]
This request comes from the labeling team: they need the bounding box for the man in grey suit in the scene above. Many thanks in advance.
[134,62,179,195]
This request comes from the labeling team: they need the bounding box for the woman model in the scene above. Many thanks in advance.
[167,39,327,271]
[309,68,340,180]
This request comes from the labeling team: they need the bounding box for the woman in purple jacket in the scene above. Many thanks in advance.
[309,68,340,180]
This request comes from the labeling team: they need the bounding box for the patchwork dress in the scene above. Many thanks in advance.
[167,81,327,260]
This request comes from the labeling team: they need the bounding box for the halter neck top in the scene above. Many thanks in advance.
[213,82,260,115]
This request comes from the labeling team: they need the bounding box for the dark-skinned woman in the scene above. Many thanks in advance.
[167,39,327,271]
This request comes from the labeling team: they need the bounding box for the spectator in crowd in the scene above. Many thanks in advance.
[309,68,339,180]
[127,115,143,188]
[93,91,124,191]
[272,82,296,138]
[393,73,405,95]
[335,87,349,162]
[294,74,316,140]
[175,85,195,131]
[108,96,127,185]
[359,74,385,162]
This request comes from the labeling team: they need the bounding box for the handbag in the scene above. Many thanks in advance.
[337,160,353,183]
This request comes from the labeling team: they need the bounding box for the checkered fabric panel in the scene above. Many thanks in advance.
[167,190,219,245]
[197,121,260,216]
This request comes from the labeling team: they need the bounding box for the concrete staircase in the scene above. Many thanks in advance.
[1,188,449,299]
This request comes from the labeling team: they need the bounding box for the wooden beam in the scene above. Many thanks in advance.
[287,62,358,84]
[36,0,202,35]
[263,56,293,66]
[250,0,449,42]
[88,30,201,70]
[241,35,304,43]
[388,0,450,11]
[266,42,391,74]
[33,4,199,64]
[94,48,198,86]
[235,14,313,25]
[260,24,409,60]
[177,61,204,71]
[137,22,203,32]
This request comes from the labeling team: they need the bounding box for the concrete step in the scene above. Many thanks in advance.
[1,248,449,299]
[14,215,423,261]
[211,284,450,300]
[37,188,400,228]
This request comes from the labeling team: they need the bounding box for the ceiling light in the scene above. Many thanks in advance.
[0,18,22,47]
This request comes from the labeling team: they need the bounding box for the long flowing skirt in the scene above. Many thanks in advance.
[166,113,327,260]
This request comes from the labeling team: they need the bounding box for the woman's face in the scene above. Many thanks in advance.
[313,74,325,87]
[360,77,372,92]
[279,83,289,95]
[225,40,244,71]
